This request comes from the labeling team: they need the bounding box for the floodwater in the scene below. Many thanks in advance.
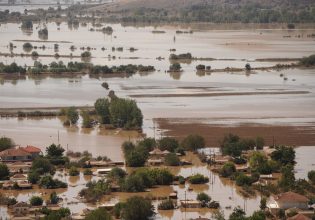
[0,19,315,219]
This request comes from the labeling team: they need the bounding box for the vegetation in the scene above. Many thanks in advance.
[181,134,205,151]
[0,136,15,151]
[65,106,79,125]
[38,175,67,189]
[21,20,33,29]
[158,199,175,210]
[121,196,154,220]
[169,63,181,72]
[308,170,315,184]
[31,157,55,175]
[69,166,80,176]
[220,162,236,178]
[270,145,295,165]
[83,168,93,175]
[30,196,43,206]
[0,164,9,180]
[45,144,68,166]
[158,137,179,152]
[197,192,211,203]
[0,62,26,74]
[300,54,315,66]
[41,207,71,220]
[81,51,91,58]
[81,110,93,128]
[164,153,180,166]
[79,179,110,202]
[189,173,209,184]
[94,97,143,129]
[169,53,192,60]
[84,207,112,220]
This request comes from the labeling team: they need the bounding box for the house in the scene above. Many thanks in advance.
[21,146,42,158]
[149,148,169,158]
[287,213,311,220]
[0,148,32,162]
[10,202,30,215]
[17,180,32,189]
[268,192,309,212]
[147,159,163,166]
[10,173,28,181]
[2,180,15,189]
[180,200,202,208]
[7,161,31,174]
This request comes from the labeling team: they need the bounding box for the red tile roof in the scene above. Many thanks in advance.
[0,148,31,157]
[287,214,311,220]
[275,192,309,203]
[22,145,41,153]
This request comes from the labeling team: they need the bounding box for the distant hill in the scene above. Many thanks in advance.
[88,0,315,23]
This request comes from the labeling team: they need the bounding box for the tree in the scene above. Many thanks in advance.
[46,144,64,158]
[94,98,110,124]
[169,63,181,72]
[256,137,265,150]
[66,106,79,125]
[137,138,156,152]
[278,164,295,190]
[81,110,93,128]
[308,170,315,184]
[69,166,79,176]
[197,192,211,203]
[164,153,180,166]
[121,196,154,220]
[249,211,266,220]
[220,162,236,177]
[158,137,179,152]
[31,157,55,175]
[212,210,225,220]
[189,174,209,184]
[271,146,295,165]
[235,173,252,186]
[50,192,59,204]
[126,150,147,167]
[0,136,15,151]
[30,196,43,206]
[0,163,9,180]
[249,152,271,174]
[158,199,174,210]
[229,207,246,220]
[28,171,40,184]
[245,63,251,71]
[181,134,205,151]
[260,197,267,210]
[39,175,67,189]
[84,207,112,220]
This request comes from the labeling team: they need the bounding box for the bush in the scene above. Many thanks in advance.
[81,51,91,58]
[31,157,55,175]
[30,196,43,206]
[121,196,154,220]
[31,51,39,57]
[85,207,112,220]
[158,137,179,152]
[235,173,252,186]
[66,107,79,125]
[158,199,175,210]
[126,150,147,167]
[178,175,185,184]
[169,63,181,71]
[68,166,79,176]
[164,153,180,166]
[196,64,206,70]
[181,134,205,151]
[220,162,236,177]
[83,169,93,175]
[38,175,67,189]
[308,170,315,184]
[300,54,315,66]
[0,163,9,180]
[79,180,110,202]
[108,167,127,179]
[197,192,211,203]
[189,174,209,184]
[0,136,14,151]
[28,171,40,184]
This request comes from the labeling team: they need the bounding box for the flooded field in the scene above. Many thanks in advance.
[0,16,315,219]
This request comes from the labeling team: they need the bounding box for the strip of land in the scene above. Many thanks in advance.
[156,118,315,146]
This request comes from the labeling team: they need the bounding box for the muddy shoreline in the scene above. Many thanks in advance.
[156,118,315,146]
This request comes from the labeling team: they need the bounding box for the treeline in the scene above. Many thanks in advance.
[0,61,155,75]
[114,1,315,24]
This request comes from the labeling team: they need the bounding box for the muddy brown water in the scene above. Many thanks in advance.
[0,21,315,219]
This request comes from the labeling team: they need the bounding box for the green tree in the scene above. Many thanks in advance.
[81,110,93,128]
[126,150,147,167]
[69,166,79,176]
[249,152,271,174]
[0,163,9,180]
[50,192,59,204]
[189,173,209,184]
[28,171,40,184]
[31,157,55,175]
[94,98,111,124]
[271,146,295,165]
[181,134,205,151]
[137,138,156,152]
[158,137,179,152]
[249,211,266,220]
[46,144,64,157]
[197,192,211,203]
[220,162,236,177]
[229,207,246,220]
[0,136,15,151]
[164,153,180,166]
[235,173,252,186]
[256,137,265,150]
[30,196,43,206]
[260,197,267,210]
[308,170,315,184]
[278,164,295,190]
[121,196,154,220]
[84,207,112,220]
[66,106,79,125]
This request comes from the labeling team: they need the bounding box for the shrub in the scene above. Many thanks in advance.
[158,199,175,210]
[197,192,211,203]
[181,134,205,151]
[169,63,181,71]
[0,163,9,180]
[38,175,67,189]
[189,174,209,184]
[121,196,154,220]
[235,173,252,186]
[84,207,112,220]
[0,136,15,151]
[164,153,180,166]
[308,170,315,184]
[83,169,93,175]
[158,137,179,152]
[69,166,79,176]
[30,196,43,206]
[220,162,236,177]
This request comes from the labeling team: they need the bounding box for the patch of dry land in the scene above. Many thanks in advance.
[157,118,315,146]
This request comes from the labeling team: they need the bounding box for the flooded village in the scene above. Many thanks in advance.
[0,0,315,219]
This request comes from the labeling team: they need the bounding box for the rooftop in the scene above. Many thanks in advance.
[0,148,31,157]
[287,214,311,220]
[275,192,309,203]
[22,146,41,153]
